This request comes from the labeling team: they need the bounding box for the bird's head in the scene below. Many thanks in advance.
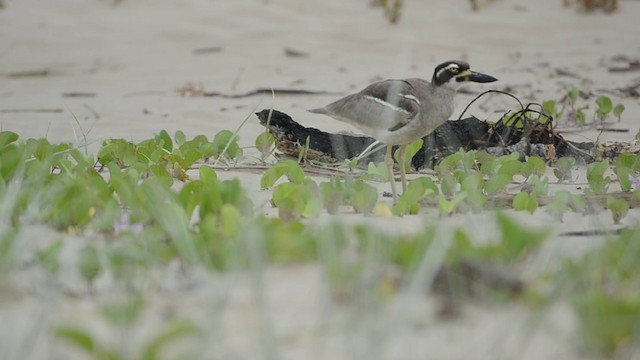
[432,60,498,88]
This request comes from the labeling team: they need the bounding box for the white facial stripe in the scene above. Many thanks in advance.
[400,93,420,105]
[364,95,410,114]
[435,63,461,81]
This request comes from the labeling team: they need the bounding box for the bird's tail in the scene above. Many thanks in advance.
[307,107,328,114]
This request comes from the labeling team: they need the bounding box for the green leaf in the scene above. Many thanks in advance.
[513,191,538,214]
[574,293,640,355]
[493,212,549,262]
[260,160,306,188]
[460,172,486,211]
[614,153,640,192]
[199,165,218,183]
[546,191,571,221]
[156,129,173,152]
[141,321,199,360]
[542,100,557,117]
[607,197,629,224]
[393,139,423,170]
[174,130,186,146]
[554,157,576,182]
[320,176,346,214]
[350,180,378,214]
[529,175,549,197]
[485,173,512,197]
[436,150,465,176]
[497,159,522,178]
[255,132,275,158]
[55,326,119,360]
[595,96,613,115]
[393,177,438,216]
[438,192,466,215]
[272,182,314,220]
[101,294,145,327]
[576,109,586,124]
[567,88,579,103]
[220,204,241,236]
[523,156,546,177]
[36,240,64,274]
[364,161,390,182]
[212,130,242,159]
[587,160,611,194]
[0,142,24,180]
[613,104,625,120]
[78,245,102,283]
[0,131,19,149]
[440,174,458,196]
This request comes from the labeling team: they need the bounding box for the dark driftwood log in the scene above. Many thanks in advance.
[256,109,637,170]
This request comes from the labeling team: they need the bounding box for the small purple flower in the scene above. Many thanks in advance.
[629,174,640,192]
[114,213,144,236]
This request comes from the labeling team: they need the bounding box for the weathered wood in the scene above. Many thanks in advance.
[256,109,639,169]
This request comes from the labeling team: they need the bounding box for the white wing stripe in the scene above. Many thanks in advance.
[400,93,420,105]
[364,95,410,114]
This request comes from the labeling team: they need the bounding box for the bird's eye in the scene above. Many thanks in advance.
[450,67,459,74]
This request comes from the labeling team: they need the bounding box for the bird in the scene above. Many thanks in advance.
[308,60,498,202]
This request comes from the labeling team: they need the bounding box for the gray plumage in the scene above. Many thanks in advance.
[308,60,497,201]
[308,78,455,146]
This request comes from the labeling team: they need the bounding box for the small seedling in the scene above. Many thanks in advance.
[513,192,538,214]
[594,96,625,123]
[260,159,307,188]
[393,139,423,171]
[255,131,276,161]
[438,192,467,215]
[595,96,613,121]
[460,172,487,212]
[613,104,625,121]
[554,157,576,183]
[36,240,64,275]
[320,176,347,214]
[490,212,549,262]
[528,175,549,197]
[364,161,391,182]
[350,180,378,214]
[606,197,629,224]
[586,160,611,194]
[521,156,546,179]
[393,177,438,216]
[78,244,102,291]
[614,153,640,192]
[271,181,321,220]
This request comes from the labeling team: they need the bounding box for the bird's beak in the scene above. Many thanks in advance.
[459,69,498,83]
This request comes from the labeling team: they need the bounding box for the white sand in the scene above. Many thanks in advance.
[1,0,640,359]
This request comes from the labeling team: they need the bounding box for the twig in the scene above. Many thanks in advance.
[0,108,63,113]
[202,88,341,98]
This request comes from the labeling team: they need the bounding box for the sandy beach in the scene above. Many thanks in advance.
[1,0,640,359]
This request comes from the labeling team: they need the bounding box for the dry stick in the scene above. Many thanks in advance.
[420,191,637,209]
[203,88,341,98]
[187,163,346,178]
[83,104,100,119]
[457,90,525,121]
[0,108,63,113]
[563,140,596,161]
[559,228,627,237]
[231,66,245,91]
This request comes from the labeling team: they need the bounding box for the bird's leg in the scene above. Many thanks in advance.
[385,144,398,202]
[399,144,408,192]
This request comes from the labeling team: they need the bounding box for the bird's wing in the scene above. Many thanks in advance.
[324,80,421,132]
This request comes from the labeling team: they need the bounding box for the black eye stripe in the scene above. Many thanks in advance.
[432,61,470,86]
